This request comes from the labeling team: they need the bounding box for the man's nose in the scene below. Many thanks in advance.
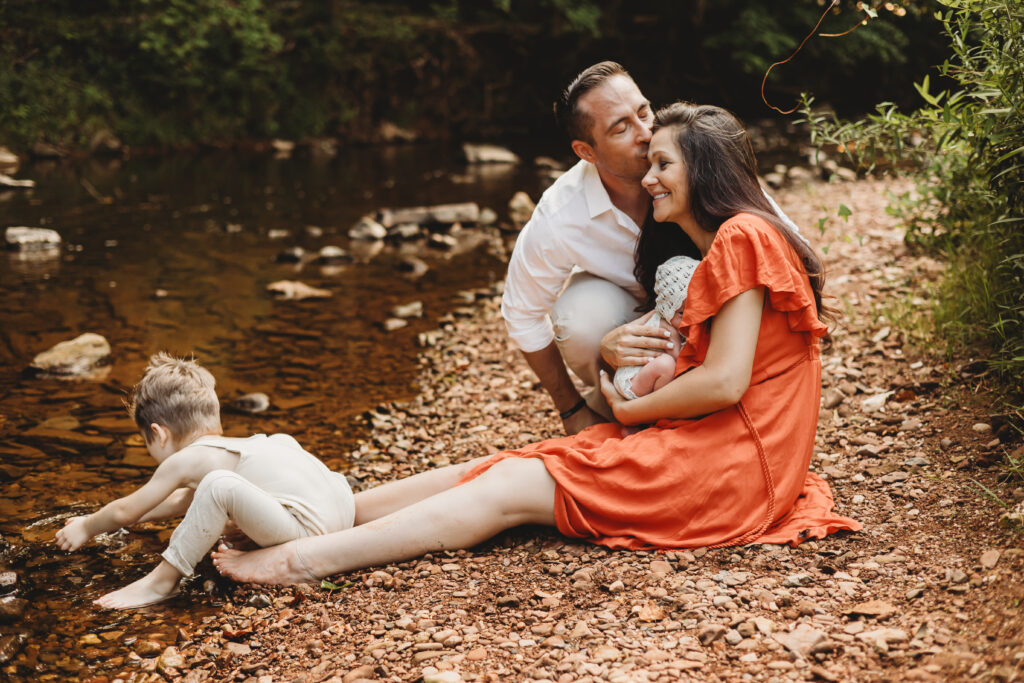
[636,119,653,143]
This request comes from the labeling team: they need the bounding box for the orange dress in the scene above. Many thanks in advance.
[462,213,861,549]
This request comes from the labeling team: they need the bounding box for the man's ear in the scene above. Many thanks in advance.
[571,139,596,164]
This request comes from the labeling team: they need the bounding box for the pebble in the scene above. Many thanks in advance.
[725,629,742,646]
[698,623,726,645]
[383,318,409,331]
[228,392,270,414]
[972,423,992,434]
[980,550,1001,569]
[774,623,827,657]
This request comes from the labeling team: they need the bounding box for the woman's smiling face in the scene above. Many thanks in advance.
[641,127,690,225]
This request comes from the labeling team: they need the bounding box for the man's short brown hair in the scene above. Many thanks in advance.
[127,352,220,442]
[553,61,631,145]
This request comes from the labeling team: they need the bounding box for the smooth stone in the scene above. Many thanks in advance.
[275,246,306,263]
[462,143,519,164]
[29,332,110,377]
[382,318,408,332]
[0,633,27,664]
[508,191,536,227]
[6,226,60,250]
[227,393,270,414]
[391,301,424,318]
[349,215,387,241]
[980,550,1001,569]
[0,595,27,622]
[0,173,34,189]
[317,245,350,263]
[378,202,480,227]
[266,280,332,300]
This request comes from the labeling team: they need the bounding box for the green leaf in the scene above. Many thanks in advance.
[321,579,341,590]
[838,204,852,222]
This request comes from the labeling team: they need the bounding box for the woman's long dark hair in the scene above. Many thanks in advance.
[634,102,835,328]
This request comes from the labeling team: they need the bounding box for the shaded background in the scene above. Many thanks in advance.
[0,0,948,151]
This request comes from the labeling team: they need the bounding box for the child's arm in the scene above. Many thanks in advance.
[136,487,195,523]
[55,455,192,551]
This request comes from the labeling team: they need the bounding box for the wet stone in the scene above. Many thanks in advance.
[0,633,27,664]
[0,572,16,593]
[29,332,111,378]
[0,595,28,622]
[228,393,270,414]
[5,226,60,250]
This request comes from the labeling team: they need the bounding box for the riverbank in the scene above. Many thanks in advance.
[12,175,1024,682]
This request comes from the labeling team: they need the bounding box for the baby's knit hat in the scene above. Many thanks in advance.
[654,255,700,321]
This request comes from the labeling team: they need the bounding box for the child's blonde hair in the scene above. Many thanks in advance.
[127,352,221,443]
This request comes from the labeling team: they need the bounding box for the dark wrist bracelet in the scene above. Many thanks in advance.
[559,398,588,420]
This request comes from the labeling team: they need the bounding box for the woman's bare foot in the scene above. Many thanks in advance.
[94,561,181,610]
[211,541,316,585]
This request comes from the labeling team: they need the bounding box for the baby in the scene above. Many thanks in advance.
[55,352,355,609]
[613,254,700,400]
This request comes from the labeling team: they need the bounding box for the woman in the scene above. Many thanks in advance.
[212,103,860,585]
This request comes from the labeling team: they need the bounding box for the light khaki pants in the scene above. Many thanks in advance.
[551,272,644,419]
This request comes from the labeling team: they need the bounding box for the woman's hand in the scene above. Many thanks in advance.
[600,311,675,369]
[599,371,634,425]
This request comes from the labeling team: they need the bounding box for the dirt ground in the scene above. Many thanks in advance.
[107,176,1024,683]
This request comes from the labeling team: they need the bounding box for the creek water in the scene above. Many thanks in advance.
[0,144,552,679]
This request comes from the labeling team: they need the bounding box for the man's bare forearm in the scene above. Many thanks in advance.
[521,342,583,413]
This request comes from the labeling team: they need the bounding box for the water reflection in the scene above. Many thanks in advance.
[0,143,550,679]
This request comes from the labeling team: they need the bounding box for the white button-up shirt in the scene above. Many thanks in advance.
[502,160,644,353]
[500,159,805,353]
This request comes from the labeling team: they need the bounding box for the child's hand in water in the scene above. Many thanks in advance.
[55,516,92,551]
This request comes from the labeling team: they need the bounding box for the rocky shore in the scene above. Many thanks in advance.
[3,175,1021,682]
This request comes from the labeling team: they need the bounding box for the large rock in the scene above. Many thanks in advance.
[378,202,479,228]
[508,191,536,228]
[348,215,387,241]
[29,333,111,378]
[0,147,19,173]
[462,143,519,164]
[5,226,59,251]
[89,129,123,155]
[0,595,27,623]
[0,173,33,189]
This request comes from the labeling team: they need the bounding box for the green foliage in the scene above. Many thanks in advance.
[0,1,952,149]
[803,0,1024,400]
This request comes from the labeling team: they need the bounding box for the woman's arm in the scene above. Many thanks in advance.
[601,287,765,425]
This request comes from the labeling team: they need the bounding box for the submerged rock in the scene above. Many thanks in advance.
[508,191,536,228]
[275,246,306,263]
[0,147,19,173]
[462,143,519,164]
[0,173,34,190]
[391,301,423,318]
[0,633,27,665]
[29,333,111,378]
[378,202,480,228]
[5,226,60,251]
[227,392,270,414]
[349,215,387,241]
[0,595,27,623]
[266,280,332,300]
[317,245,351,264]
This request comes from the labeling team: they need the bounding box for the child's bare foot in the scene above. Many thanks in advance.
[211,541,316,585]
[94,561,182,610]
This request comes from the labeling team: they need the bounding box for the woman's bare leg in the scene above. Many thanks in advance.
[212,458,555,584]
[352,456,492,525]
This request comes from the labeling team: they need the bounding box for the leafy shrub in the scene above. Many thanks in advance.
[803,0,1023,400]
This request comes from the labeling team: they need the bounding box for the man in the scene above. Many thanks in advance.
[502,61,798,435]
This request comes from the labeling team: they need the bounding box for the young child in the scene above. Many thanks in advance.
[613,254,700,400]
[55,352,356,609]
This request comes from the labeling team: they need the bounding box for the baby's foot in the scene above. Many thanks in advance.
[94,576,179,610]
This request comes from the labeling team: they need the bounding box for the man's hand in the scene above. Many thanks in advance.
[600,312,675,368]
[56,516,93,551]
[562,404,606,435]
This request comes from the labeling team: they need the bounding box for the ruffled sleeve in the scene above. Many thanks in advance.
[680,213,827,338]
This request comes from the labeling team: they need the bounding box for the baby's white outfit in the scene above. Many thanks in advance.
[161,434,355,577]
[613,255,700,400]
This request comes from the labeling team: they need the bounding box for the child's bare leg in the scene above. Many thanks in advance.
[213,457,555,585]
[353,456,492,525]
[94,560,182,609]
